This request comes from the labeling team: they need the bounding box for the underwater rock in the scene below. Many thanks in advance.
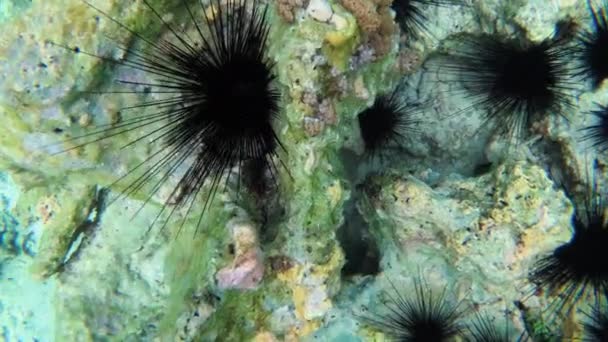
[0,0,605,340]
[276,247,344,337]
[513,0,580,42]
[353,161,572,335]
[0,172,55,340]
[216,222,265,290]
[51,195,171,340]
[307,0,332,22]
[0,172,25,255]
[216,248,264,289]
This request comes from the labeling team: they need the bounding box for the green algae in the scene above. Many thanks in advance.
[322,5,359,71]
[0,0,541,340]
[202,289,266,341]
[16,176,98,278]
[0,1,32,23]
[52,196,167,341]
[158,202,232,339]
[197,281,292,341]
[0,105,34,168]
[0,0,374,340]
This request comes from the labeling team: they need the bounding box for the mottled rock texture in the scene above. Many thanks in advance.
[0,0,604,340]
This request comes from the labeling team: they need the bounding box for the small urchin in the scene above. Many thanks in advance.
[529,164,608,318]
[363,277,465,341]
[442,32,575,142]
[357,84,419,159]
[577,0,608,89]
[54,0,285,233]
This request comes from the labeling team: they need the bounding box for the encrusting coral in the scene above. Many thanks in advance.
[339,0,382,33]
[339,0,397,57]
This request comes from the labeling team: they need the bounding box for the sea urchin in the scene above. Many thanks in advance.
[364,278,464,341]
[529,165,608,318]
[581,103,608,152]
[357,84,419,159]
[578,0,608,89]
[391,0,460,38]
[442,33,574,141]
[55,0,284,233]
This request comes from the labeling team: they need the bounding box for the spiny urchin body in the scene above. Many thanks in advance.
[529,168,608,318]
[391,0,460,38]
[581,103,608,152]
[578,0,608,89]
[364,278,464,341]
[443,33,575,141]
[59,0,284,232]
[357,84,419,159]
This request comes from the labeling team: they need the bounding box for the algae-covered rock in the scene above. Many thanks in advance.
[1,0,357,339]
[327,161,573,337]
[0,0,605,340]
[0,172,56,340]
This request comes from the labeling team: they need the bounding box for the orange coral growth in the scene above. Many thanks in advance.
[369,6,397,56]
[339,0,381,33]
[339,0,396,57]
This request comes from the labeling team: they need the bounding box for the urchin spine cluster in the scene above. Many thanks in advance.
[363,277,521,341]
[465,312,511,342]
[364,278,464,341]
[61,0,283,233]
[579,2,608,152]
[582,103,608,152]
[578,0,608,89]
[442,33,575,141]
[357,83,419,159]
[582,294,608,341]
[529,167,608,319]
[391,0,461,38]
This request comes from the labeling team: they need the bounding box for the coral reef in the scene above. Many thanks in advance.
[338,0,397,57]
[0,0,605,340]
[338,0,382,33]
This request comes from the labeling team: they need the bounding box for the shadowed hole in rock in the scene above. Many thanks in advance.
[338,200,380,277]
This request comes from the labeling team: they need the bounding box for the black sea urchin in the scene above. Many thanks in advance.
[364,278,464,341]
[578,0,608,89]
[581,103,608,152]
[391,0,460,38]
[55,0,284,232]
[357,84,419,159]
[443,33,575,141]
[529,165,608,318]
[582,293,608,341]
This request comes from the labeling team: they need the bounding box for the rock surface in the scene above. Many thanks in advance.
[0,0,602,340]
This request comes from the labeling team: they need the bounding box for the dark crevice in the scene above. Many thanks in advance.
[338,198,380,278]
[336,147,382,278]
[55,186,109,276]
[239,159,284,244]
